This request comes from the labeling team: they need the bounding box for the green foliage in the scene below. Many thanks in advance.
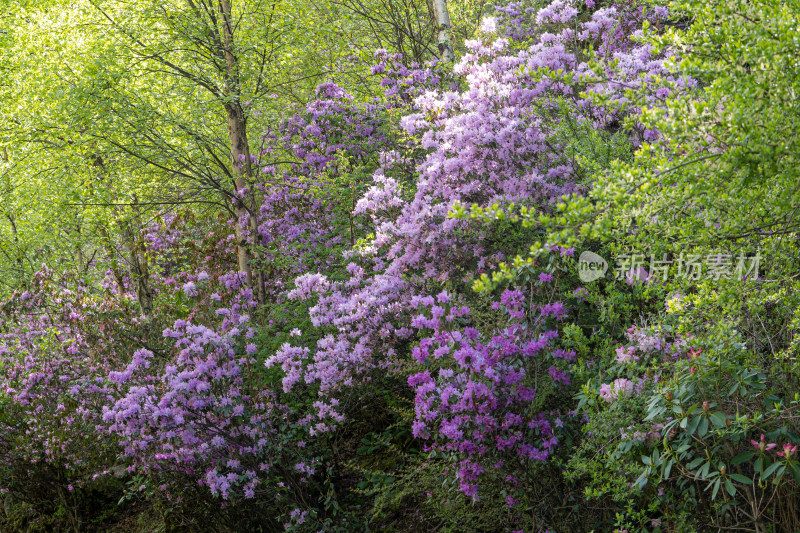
[3,0,800,530]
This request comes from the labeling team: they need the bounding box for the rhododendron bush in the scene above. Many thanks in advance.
[1,0,800,531]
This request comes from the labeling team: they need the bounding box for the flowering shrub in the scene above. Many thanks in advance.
[568,308,800,532]
[3,0,800,532]
[0,270,128,530]
[407,286,573,501]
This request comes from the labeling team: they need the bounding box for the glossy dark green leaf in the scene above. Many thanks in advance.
[709,411,727,428]
[731,452,754,465]
[730,473,752,485]
[724,478,736,497]
[761,461,782,481]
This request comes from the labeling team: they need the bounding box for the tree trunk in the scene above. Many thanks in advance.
[98,224,128,297]
[118,207,154,322]
[5,214,26,282]
[91,153,154,317]
[225,102,256,287]
[432,0,455,62]
[220,0,265,303]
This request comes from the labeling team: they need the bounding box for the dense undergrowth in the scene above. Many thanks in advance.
[1,0,800,531]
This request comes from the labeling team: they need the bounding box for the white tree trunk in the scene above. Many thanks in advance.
[432,0,455,62]
[220,0,265,303]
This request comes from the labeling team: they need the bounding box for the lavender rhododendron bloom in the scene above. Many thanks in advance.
[6,0,780,529]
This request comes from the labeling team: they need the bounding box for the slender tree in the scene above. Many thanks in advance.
[432,0,455,61]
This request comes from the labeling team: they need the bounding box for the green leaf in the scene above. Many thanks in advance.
[761,461,782,481]
[663,459,673,480]
[644,408,663,421]
[724,478,736,497]
[731,452,754,465]
[687,457,704,470]
[687,415,701,436]
[709,411,727,428]
[711,478,721,500]
[730,473,752,485]
[791,465,800,484]
[697,416,709,437]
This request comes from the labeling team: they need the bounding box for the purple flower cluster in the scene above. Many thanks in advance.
[0,0,687,520]
[101,276,285,500]
[407,289,572,499]
[0,269,120,494]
